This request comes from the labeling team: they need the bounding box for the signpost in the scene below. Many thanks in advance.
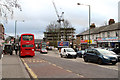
[58,41,69,53]
[57,41,69,47]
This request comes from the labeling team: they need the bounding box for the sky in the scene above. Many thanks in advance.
[2,0,120,39]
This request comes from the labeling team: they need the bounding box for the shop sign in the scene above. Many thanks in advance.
[97,37,118,42]
[58,41,69,47]
[81,40,96,44]
[81,40,87,44]
[87,40,92,44]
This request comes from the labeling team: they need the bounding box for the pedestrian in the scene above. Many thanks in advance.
[15,45,18,55]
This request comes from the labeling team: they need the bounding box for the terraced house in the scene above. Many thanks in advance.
[76,19,120,50]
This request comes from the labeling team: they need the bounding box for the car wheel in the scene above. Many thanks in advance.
[112,62,116,65]
[60,54,63,58]
[10,52,12,55]
[98,59,103,65]
[84,57,88,62]
[73,56,77,59]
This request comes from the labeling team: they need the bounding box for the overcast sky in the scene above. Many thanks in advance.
[2,0,120,39]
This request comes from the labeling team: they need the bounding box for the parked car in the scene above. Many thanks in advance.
[83,48,118,65]
[109,51,120,62]
[60,48,77,58]
[112,48,120,55]
[77,50,85,58]
[105,48,114,51]
[4,44,13,55]
[40,48,47,54]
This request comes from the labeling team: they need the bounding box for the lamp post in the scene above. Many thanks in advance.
[14,20,24,44]
[77,3,91,48]
[15,20,17,40]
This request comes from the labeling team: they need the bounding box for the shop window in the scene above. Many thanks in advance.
[102,32,105,38]
[116,32,118,37]
[92,35,94,39]
[81,36,83,40]
[107,32,110,37]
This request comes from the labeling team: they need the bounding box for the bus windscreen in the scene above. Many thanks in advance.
[22,44,34,47]
[22,35,33,41]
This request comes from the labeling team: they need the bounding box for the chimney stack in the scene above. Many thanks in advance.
[109,19,115,25]
[90,23,96,29]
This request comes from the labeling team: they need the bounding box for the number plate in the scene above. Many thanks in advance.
[111,59,116,61]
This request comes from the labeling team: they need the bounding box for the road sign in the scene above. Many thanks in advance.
[58,41,69,47]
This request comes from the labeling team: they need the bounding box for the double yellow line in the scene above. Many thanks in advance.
[21,58,38,80]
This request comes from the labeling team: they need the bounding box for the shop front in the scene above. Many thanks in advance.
[80,40,97,50]
[97,37,120,48]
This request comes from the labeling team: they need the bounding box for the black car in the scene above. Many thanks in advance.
[77,50,85,58]
[4,44,13,55]
[112,48,120,55]
[83,48,118,65]
[106,48,114,51]
[110,51,120,62]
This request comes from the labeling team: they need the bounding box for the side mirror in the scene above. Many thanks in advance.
[64,49,66,52]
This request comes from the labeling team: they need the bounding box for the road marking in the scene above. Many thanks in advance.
[52,64,57,67]
[33,60,36,62]
[62,58,118,71]
[21,58,38,79]
[57,66,63,69]
[76,74,84,78]
[39,61,43,63]
[66,70,72,73]
[97,65,118,71]
[37,61,39,62]
[48,62,51,64]
[42,59,85,78]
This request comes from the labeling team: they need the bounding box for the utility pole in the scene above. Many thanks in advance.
[77,3,91,48]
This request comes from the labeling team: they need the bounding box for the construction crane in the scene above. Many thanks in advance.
[52,0,65,41]
[52,1,64,24]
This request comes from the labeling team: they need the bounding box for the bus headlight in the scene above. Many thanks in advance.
[32,49,34,51]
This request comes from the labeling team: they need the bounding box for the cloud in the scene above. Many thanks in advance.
[3,0,119,39]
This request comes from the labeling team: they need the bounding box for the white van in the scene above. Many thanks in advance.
[60,48,77,58]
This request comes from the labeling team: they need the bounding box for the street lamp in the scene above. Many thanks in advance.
[15,20,24,44]
[77,3,91,48]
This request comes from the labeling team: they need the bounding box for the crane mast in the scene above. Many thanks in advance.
[52,0,64,41]
[52,1,64,23]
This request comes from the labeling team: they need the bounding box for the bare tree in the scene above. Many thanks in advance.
[46,20,72,32]
[0,0,22,22]
[46,22,59,32]
[63,20,72,28]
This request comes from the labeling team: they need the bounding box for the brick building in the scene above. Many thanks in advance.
[76,19,120,50]
[44,27,75,47]
[0,23,5,40]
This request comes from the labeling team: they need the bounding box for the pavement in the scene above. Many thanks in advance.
[1,51,30,79]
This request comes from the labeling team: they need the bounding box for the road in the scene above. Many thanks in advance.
[21,50,119,78]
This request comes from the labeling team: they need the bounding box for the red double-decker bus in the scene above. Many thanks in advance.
[19,33,35,57]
